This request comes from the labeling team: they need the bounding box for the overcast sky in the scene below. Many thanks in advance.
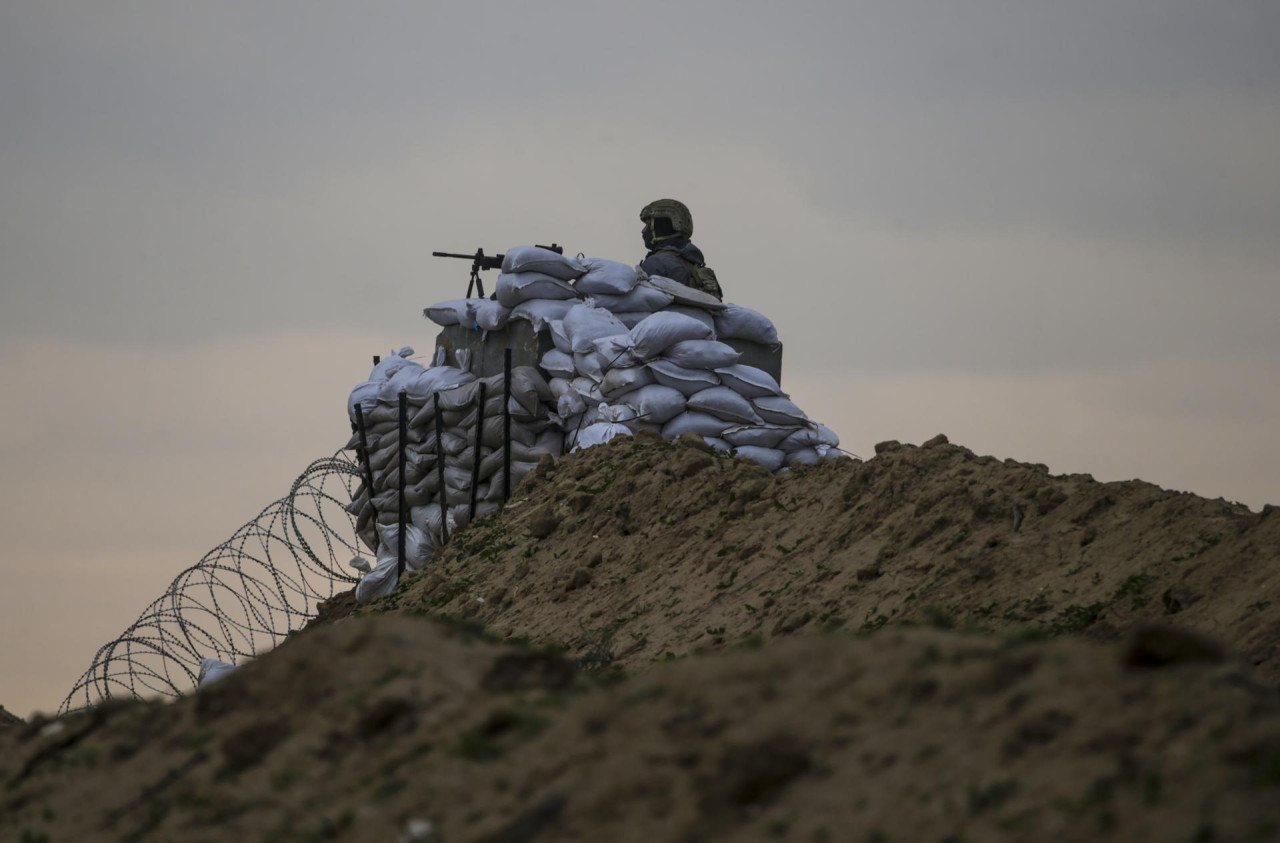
[1,1,1277,716]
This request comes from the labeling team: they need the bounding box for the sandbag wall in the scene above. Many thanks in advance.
[425,246,841,471]
[344,347,559,602]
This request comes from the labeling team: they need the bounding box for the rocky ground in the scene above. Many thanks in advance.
[4,433,1278,842]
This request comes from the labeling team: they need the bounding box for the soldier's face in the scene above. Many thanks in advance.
[642,220,653,249]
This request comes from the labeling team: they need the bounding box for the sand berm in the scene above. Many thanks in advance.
[4,432,1278,842]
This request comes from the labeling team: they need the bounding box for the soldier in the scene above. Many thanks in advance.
[639,199,723,300]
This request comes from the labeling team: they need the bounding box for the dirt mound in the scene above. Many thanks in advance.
[4,615,1279,842]
[7,433,1278,841]
[373,432,1279,680]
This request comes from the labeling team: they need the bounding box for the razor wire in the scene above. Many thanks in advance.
[59,452,364,714]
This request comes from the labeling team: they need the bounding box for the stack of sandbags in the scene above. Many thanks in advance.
[343,346,562,602]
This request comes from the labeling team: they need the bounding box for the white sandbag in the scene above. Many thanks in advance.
[349,556,373,574]
[564,304,629,353]
[734,445,786,472]
[424,299,477,328]
[753,395,809,426]
[785,447,822,467]
[647,360,719,396]
[704,437,733,452]
[613,384,686,424]
[406,365,476,403]
[714,304,779,345]
[355,555,400,605]
[198,658,239,689]
[600,365,654,398]
[370,347,416,381]
[541,349,575,380]
[665,305,717,334]
[495,272,579,308]
[662,411,733,439]
[467,415,541,449]
[588,284,675,313]
[780,424,840,451]
[641,275,727,310]
[377,360,430,403]
[592,334,636,368]
[613,311,652,329]
[662,339,741,370]
[573,350,606,384]
[557,389,587,418]
[598,402,638,423]
[500,246,588,281]
[714,364,785,399]
[376,522,433,571]
[474,300,512,332]
[628,311,715,360]
[511,299,576,332]
[571,376,605,405]
[347,380,382,419]
[576,258,638,296]
[722,424,796,449]
[548,320,572,353]
[686,386,764,424]
[574,421,633,451]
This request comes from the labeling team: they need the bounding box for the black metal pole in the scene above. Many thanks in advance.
[353,405,379,529]
[373,355,381,366]
[397,391,408,578]
[503,348,512,501]
[470,381,487,519]
[433,391,448,545]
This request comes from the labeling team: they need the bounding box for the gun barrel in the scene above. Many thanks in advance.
[432,251,478,260]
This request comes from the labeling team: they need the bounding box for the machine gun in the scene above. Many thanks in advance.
[432,244,565,299]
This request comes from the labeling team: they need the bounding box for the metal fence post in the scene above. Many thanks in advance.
[433,391,448,545]
[470,381,487,520]
[503,348,512,501]
[397,391,408,578]
[353,405,379,534]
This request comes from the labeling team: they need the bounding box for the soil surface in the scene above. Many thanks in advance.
[4,434,1278,842]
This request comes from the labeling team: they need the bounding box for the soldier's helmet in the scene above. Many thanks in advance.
[640,198,693,242]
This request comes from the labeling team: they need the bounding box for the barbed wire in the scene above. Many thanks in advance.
[59,453,363,714]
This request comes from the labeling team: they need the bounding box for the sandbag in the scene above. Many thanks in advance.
[474,299,512,332]
[500,246,588,281]
[377,360,430,403]
[564,304,629,353]
[613,384,686,424]
[734,445,786,472]
[588,284,675,313]
[355,556,400,605]
[662,411,733,439]
[647,360,719,396]
[424,299,477,328]
[198,658,238,689]
[661,340,741,370]
[576,258,639,296]
[714,304,779,345]
[704,437,733,452]
[600,365,654,398]
[511,299,576,332]
[541,349,575,380]
[466,414,541,449]
[613,311,652,329]
[347,380,382,419]
[665,305,717,334]
[753,396,809,426]
[369,347,416,381]
[573,349,607,384]
[571,376,605,405]
[574,421,632,450]
[686,386,764,425]
[549,320,572,353]
[495,272,579,308]
[714,364,784,399]
[628,311,715,360]
[376,521,433,571]
[641,275,727,310]
[779,424,839,451]
[722,424,796,449]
